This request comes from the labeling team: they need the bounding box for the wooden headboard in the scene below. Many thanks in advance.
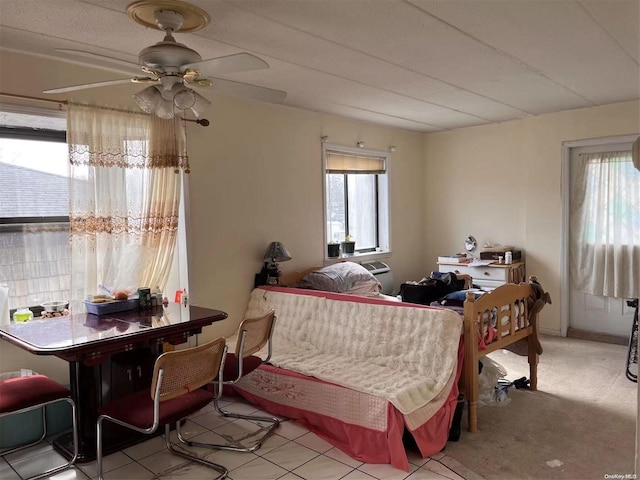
[278,266,322,287]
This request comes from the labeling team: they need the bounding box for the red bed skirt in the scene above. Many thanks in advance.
[233,340,463,472]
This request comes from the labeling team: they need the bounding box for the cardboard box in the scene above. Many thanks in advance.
[480,246,514,253]
[480,249,522,261]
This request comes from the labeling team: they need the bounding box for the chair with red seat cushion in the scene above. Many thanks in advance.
[0,374,78,480]
[96,337,228,480]
[187,309,279,453]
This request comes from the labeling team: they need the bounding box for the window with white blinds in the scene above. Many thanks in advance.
[325,151,386,174]
[323,144,390,257]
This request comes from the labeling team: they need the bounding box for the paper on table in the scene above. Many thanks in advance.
[468,259,496,267]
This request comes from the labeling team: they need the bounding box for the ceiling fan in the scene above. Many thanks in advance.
[43,0,286,118]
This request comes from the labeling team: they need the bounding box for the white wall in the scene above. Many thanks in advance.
[0,50,426,377]
[184,97,429,341]
[423,100,640,333]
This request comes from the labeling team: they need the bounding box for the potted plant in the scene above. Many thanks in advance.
[327,241,340,258]
[341,235,356,256]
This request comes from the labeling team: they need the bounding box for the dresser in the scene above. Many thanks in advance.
[437,260,526,290]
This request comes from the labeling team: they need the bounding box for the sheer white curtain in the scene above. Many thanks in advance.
[570,150,640,298]
[67,104,189,304]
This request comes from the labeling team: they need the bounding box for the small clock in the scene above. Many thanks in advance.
[464,235,478,257]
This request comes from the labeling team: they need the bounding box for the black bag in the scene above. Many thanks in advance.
[400,272,465,305]
[400,278,450,305]
[431,271,466,291]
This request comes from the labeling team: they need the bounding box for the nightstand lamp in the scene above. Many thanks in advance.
[263,241,292,285]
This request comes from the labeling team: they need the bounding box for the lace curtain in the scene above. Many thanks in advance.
[67,104,189,303]
[570,150,640,298]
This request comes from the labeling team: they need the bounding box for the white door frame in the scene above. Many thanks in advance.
[560,134,638,336]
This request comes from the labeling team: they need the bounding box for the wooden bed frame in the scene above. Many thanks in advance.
[279,265,542,434]
[462,280,540,433]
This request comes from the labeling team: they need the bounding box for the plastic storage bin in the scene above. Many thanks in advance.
[84,299,138,316]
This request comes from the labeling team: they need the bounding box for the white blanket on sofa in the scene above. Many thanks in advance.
[244,288,462,415]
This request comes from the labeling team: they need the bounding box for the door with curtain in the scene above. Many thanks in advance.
[569,142,639,338]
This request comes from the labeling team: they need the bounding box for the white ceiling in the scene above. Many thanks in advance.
[1,0,638,133]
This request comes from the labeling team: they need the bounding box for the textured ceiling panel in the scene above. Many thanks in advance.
[229,61,484,129]
[194,6,510,122]
[581,0,640,63]
[217,0,598,111]
[0,0,637,132]
[411,0,640,103]
[283,92,443,133]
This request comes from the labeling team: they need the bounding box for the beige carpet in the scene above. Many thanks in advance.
[442,335,637,480]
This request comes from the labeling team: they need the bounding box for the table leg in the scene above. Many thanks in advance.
[53,361,101,462]
[53,348,163,463]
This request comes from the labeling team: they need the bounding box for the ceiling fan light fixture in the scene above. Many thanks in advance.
[160,87,175,101]
[133,82,209,118]
[133,84,175,118]
[173,85,196,110]
[152,92,175,120]
[170,83,211,116]
[155,97,175,119]
[189,92,211,118]
[133,85,162,113]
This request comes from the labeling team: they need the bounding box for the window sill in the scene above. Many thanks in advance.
[324,250,391,265]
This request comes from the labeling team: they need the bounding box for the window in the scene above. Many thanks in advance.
[569,143,639,299]
[323,144,390,257]
[0,111,69,314]
[581,151,638,245]
[0,107,189,316]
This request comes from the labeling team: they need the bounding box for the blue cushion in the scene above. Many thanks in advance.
[443,290,482,302]
[437,289,484,308]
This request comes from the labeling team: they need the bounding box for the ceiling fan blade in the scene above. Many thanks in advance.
[208,77,287,104]
[184,53,269,77]
[43,78,137,94]
[55,49,141,74]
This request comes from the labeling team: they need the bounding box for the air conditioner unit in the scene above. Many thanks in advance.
[361,261,393,295]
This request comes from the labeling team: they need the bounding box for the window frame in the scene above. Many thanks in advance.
[0,124,70,317]
[0,125,69,230]
[0,126,66,143]
[0,126,69,228]
[322,143,391,262]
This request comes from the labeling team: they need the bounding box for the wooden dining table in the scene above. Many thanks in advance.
[0,303,228,462]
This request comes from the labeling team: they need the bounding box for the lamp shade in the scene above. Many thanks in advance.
[263,242,292,263]
[172,84,196,109]
[133,85,175,119]
[133,85,162,113]
[189,91,212,118]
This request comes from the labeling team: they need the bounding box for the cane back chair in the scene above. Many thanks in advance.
[96,337,227,480]
[188,309,279,453]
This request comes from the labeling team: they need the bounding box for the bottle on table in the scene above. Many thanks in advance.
[13,308,33,322]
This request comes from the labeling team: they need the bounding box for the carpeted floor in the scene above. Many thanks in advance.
[442,334,637,480]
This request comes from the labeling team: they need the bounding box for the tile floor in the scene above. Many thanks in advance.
[0,396,482,480]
